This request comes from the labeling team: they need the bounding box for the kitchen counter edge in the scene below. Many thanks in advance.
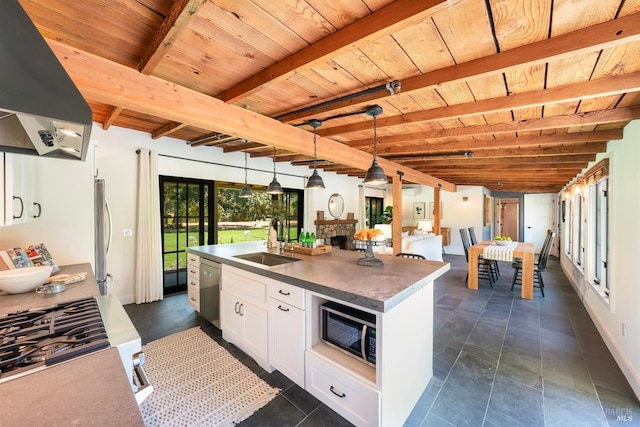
[187,242,450,312]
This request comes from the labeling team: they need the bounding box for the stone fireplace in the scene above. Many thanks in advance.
[314,219,358,250]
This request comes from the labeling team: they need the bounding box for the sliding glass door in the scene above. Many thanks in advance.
[160,176,214,295]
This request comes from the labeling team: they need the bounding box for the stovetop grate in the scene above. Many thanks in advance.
[0,298,110,381]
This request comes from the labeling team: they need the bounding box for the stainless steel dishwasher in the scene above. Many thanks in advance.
[199,258,220,327]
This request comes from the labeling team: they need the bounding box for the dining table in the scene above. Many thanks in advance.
[468,240,536,299]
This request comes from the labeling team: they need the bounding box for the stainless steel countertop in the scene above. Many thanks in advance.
[188,241,450,312]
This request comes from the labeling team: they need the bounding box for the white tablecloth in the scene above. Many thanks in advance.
[483,241,518,261]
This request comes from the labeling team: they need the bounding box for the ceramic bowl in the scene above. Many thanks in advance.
[0,266,54,294]
[494,240,511,246]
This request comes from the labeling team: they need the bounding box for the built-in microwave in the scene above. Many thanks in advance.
[321,301,376,367]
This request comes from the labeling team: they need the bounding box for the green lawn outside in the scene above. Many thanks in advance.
[163,228,268,271]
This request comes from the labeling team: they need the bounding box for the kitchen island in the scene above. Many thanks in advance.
[188,242,450,427]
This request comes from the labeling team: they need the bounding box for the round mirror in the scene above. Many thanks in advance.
[328,193,344,219]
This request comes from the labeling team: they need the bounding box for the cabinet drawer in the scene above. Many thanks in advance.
[268,281,305,309]
[221,265,267,307]
[187,285,200,311]
[305,351,379,427]
[187,253,200,267]
[188,266,199,282]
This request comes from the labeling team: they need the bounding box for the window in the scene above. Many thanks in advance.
[365,197,384,228]
[215,183,303,244]
[587,170,609,297]
[564,197,572,257]
[566,158,610,300]
[575,192,585,268]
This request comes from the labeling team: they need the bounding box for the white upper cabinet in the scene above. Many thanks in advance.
[1,153,40,226]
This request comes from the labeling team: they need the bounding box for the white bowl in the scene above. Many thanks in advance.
[0,266,54,294]
[494,240,512,246]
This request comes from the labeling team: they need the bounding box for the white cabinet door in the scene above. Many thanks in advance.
[220,290,243,344]
[269,299,305,388]
[242,300,269,365]
[2,153,38,226]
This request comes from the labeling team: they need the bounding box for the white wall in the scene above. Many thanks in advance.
[560,119,640,399]
[1,123,361,304]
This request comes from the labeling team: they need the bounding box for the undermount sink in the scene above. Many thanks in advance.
[233,252,300,266]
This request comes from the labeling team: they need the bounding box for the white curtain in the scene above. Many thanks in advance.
[134,149,163,304]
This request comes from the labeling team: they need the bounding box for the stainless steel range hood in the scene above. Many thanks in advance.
[0,0,92,161]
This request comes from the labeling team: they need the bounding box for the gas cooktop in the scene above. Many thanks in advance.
[0,298,110,382]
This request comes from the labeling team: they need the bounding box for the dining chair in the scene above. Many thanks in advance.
[511,230,555,297]
[395,252,426,260]
[468,226,500,278]
[460,228,495,287]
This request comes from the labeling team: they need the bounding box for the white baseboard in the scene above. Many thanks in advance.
[560,263,640,401]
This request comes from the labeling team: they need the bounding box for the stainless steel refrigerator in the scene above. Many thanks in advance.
[94,179,112,295]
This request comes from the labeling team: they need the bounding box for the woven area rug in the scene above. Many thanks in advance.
[139,327,280,427]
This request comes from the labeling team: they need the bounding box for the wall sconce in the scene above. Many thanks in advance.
[462,196,469,203]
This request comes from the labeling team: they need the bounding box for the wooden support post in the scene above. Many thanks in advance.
[392,176,403,256]
[434,186,441,235]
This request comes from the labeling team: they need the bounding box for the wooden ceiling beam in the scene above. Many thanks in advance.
[372,108,637,142]
[454,143,606,158]
[152,121,187,139]
[397,154,595,165]
[138,0,207,74]
[221,0,452,104]
[320,72,640,136]
[372,130,621,156]
[291,12,640,125]
[222,142,265,153]
[102,106,123,130]
[49,39,455,189]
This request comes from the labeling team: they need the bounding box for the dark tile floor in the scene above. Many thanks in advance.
[124,254,640,426]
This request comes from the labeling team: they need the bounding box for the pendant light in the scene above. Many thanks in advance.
[239,139,253,198]
[267,146,283,194]
[305,119,325,190]
[363,105,388,185]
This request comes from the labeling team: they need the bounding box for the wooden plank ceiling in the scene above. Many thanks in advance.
[18,0,640,193]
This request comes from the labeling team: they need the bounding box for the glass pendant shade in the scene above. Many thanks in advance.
[240,140,253,198]
[363,105,388,185]
[267,146,283,194]
[305,119,325,190]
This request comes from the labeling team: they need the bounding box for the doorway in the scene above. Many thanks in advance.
[496,198,520,241]
[160,176,214,295]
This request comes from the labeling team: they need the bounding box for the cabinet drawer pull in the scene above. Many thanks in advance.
[235,301,240,314]
[190,269,197,274]
[277,305,289,312]
[278,289,290,296]
[239,303,244,316]
[330,386,346,398]
[190,281,196,286]
[190,296,196,302]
